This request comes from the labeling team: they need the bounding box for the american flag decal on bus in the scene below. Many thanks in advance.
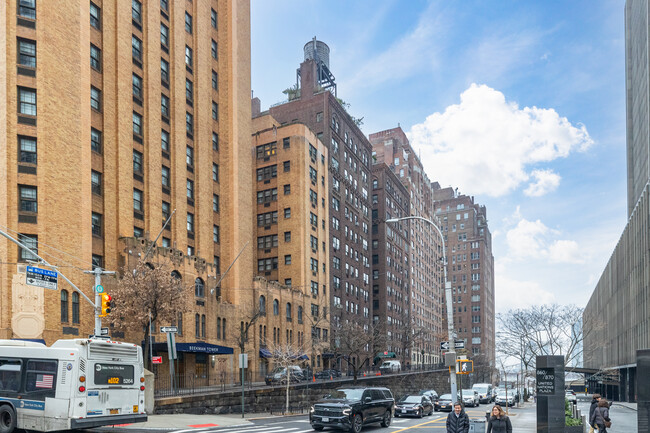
[35,374,54,388]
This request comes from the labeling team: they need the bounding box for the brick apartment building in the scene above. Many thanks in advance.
[369,127,443,366]
[432,185,495,369]
[263,40,374,367]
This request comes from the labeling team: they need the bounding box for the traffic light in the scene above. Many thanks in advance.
[457,359,473,374]
[99,293,112,317]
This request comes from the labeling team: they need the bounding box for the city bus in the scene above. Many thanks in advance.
[0,338,147,433]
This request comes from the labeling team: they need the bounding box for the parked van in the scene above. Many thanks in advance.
[472,383,493,403]
[379,360,401,374]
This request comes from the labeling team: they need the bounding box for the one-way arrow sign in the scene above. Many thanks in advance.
[440,340,466,350]
[440,341,450,350]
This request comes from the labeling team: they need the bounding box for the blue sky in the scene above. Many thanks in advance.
[251,0,627,312]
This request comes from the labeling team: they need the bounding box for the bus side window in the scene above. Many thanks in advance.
[25,359,58,399]
[0,358,22,393]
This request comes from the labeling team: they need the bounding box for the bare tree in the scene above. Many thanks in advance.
[266,340,309,413]
[332,321,386,383]
[302,309,330,379]
[110,261,187,369]
[496,304,590,371]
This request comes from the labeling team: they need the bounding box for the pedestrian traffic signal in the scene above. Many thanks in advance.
[99,293,112,317]
[456,359,473,374]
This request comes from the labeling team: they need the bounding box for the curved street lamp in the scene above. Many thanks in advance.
[385,216,458,401]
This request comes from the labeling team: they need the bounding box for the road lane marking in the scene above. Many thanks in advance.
[389,416,446,432]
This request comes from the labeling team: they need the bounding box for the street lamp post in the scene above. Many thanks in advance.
[386,216,458,401]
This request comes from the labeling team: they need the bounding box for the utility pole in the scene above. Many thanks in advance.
[84,267,116,336]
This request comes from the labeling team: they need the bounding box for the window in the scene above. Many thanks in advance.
[212,102,218,120]
[18,87,36,116]
[19,136,36,164]
[311,304,319,318]
[286,303,292,321]
[256,165,277,181]
[161,59,169,83]
[310,212,317,227]
[284,208,291,219]
[133,150,143,173]
[132,0,142,24]
[212,70,218,90]
[19,0,36,20]
[160,23,169,47]
[211,40,217,60]
[61,290,68,322]
[195,314,200,337]
[284,184,290,195]
[257,235,278,249]
[310,258,318,272]
[19,234,37,261]
[161,166,170,187]
[212,132,219,151]
[91,171,102,195]
[283,161,290,172]
[162,201,170,221]
[133,112,142,136]
[310,235,318,250]
[185,46,193,68]
[92,254,103,269]
[19,185,37,213]
[285,279,292,287]
[160,0,168,12]
[310,189,317,206]
[161,130,170,152]
[89,3,101,28]
[211,8,217,28]
[298,306,303,323]
[186,179,194,199]
[91,213,102,237]
[213,194,220,212]
[284,255,291,265]
[89,44,102,71]
[186,146,194,166]
[132,190,144,216]
[186,112,193,135]
[132,36,142,62]
[256,188,277,204]
[185,79,193,102]
[273,299,279,315]
[195,278,204,297]
[90,86,102,111]
[256,211,277,226]
[212,163,219,182]
[213,225,220,243]
[18,39,36,68]
[91,128,102,153]
[258,258,279,272]
[256,142,277,158]
[161,94,170,117]
[284,231,291,242]
[134,227,143,237]
[186,213,194,233]
[183,11,193,33]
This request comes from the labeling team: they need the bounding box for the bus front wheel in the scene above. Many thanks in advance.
[0,405,16,433]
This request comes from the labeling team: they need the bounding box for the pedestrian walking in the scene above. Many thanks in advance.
[588,393,601,433]
[446,402,470,433]
[589,398,611,433]
[486,404,512,433]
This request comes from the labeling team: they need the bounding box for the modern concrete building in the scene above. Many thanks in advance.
[583,0,650,402]
[0,0,258,381]
[369,127,443,366]
[265,40,374,367]
[370,163,411,364]
[432,185,495,371]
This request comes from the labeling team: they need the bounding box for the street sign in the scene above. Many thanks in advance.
[100,327,109,336]
[454,340,465,349]
[26,266,58,290]
[160,326,178,333]
[95,284,104,293]
[166,332,177,360]
[239,353,248,369]
[440,341,450,350]
[152,356,163,364]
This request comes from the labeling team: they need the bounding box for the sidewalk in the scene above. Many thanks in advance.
[612,401,638,411]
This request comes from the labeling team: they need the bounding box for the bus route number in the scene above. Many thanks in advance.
[108,377,120,384]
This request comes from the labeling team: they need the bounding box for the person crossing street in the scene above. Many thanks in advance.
[446,402,470,433]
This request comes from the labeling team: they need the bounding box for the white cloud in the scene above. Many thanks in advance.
[495,272,556,312]
[524,169,561,197]
[408,84,593,197]
[504,212,587,264]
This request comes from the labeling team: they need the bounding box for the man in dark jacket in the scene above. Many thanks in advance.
[446,402,470,433]
[588,394,601,433]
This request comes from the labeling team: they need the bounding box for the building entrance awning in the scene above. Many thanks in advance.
[376,352,396,358]
[259,348,308,360]
[152,341,233,354]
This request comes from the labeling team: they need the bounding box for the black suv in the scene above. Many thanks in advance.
[309,387,395,432]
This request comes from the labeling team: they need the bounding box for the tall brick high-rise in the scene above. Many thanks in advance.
[432,184,495,372]
[0,0,259,379]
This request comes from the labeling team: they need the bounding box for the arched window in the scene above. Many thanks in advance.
[297,306,303,323]
[72,292,80,324]
[273,299,279,315]
[286,303,292,321]
[195,278,204,297]
[259,295,266,315]
[372,179,378,189]
[60,290,68,323]
[195,313,200,337]
[171,270,182,279]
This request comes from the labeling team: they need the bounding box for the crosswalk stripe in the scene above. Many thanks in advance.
[171,425,294,433]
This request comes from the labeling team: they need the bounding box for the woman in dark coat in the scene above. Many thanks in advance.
[487,405,512,433]
[589,398,611,433]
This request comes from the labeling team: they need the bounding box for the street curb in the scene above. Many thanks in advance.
[611,403,637,412]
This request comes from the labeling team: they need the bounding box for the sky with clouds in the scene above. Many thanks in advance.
[251,0,627,313]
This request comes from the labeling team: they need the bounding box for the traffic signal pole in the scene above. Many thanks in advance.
[84,267,115,337]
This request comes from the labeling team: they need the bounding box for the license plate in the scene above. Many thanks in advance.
[401,410,407,413]
[109,409,119,415]
[322,417,329,422]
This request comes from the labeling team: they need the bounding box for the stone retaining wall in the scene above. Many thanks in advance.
[154,369,451,414]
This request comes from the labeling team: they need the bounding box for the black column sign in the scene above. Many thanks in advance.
[536,368,555,396]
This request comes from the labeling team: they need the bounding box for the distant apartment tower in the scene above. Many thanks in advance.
[625,0,650,216]
[432,185,495,369]
[369,127,443,365]
[0,0,254,378]
[370,164,411,364]
[266,40,374,359]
